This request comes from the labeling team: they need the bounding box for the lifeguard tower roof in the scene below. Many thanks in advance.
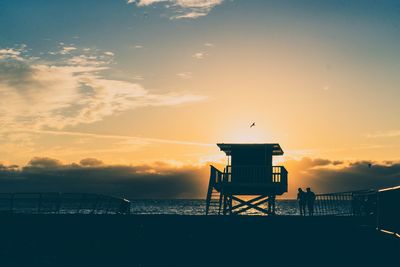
[217,143,284,156]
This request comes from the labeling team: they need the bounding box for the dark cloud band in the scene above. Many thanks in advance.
[0,157,399,199]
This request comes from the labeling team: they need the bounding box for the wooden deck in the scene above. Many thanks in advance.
[213,182,286,195]
[0,214,397,266]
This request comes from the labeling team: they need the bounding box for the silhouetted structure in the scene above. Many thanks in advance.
[205,143,288,215]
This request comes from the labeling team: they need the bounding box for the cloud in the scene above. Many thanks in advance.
[285,157,400,197]
[24,129,214,147]
[174,11,207,19]
[0,158,209,199]
[79,158,104,167]
[128,0,224,19]
[60,46,77,54]
[0,48,24,61]
[177,72,192,79]
[192,52,205,59]
[1,156,399,199]
[67,54,107,66]
[0,45,206,130]
[365,130,400,138]
[285,157,338,172]
[0,163,19,172]
[104,51,115,56]
[28,157,63,169]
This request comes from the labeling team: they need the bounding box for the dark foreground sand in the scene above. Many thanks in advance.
[0,215,398,267]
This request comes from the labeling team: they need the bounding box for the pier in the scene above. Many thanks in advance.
[0,186,398,266]
[0,214,398,266]
[0,145,398,266]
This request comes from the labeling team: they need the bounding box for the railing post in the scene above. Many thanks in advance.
[91,195,100,214]
[105,197,112,214]
[10,193,14,213]
[77,194,85,214]
[56,192,62,214]
[38,193,42,214]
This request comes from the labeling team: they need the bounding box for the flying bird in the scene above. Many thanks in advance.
[250,122,256,128]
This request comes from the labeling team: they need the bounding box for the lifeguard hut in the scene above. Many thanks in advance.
[205,143,288,215]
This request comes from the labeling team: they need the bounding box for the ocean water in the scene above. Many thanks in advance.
[129,199,301,216]
[0,196,353,215]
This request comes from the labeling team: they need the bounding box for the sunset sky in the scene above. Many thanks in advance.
[1,0,399,198]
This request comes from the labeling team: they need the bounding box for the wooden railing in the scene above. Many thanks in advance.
[222,165,288,184]
[205,166,224,215]
[209,165,224,184]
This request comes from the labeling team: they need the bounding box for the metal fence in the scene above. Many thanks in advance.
[314,190,377,216]
[0,193,130,215]
[377,186,400,236]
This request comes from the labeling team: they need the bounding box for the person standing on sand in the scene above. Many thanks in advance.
[297,188,306,216]
[306,187,316,216]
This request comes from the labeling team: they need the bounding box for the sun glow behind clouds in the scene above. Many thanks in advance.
[221,125,274,144]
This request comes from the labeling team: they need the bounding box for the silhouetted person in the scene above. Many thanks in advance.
[306,187,316,216]
[297,188,306,216]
